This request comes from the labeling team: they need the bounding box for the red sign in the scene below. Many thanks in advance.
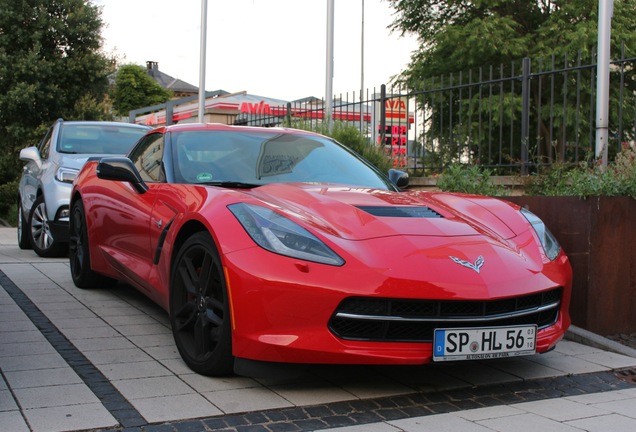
[378,124,408,168]
[385,98,409,120]
[386,100,406,110]
[240,101,272,115]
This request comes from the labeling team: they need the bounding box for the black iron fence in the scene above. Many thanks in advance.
[239,46,636,175]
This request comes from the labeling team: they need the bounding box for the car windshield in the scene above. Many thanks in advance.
[58,124,147,155]
[172,130,395,190]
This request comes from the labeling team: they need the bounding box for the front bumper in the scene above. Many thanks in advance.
[49,219,69,243]
[222,238,572,366]
[43,179,72,243]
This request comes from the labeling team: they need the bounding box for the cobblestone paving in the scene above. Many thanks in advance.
[113,371,635,432]
[3,269,635,432]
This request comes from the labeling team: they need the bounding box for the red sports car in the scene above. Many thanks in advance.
[69,123,572,376]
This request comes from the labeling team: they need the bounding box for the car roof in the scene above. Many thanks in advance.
[153,123,320,137]
[61,120,151,129]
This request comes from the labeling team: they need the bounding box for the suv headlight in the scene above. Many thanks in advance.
[521,208,561,261]
[228,203,345,266]
[56,167,80,183]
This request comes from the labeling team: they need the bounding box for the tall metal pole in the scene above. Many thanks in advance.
[595,0,613,166]
[325,0,335,132]
[360,0,364,134]
[198,0,208,123]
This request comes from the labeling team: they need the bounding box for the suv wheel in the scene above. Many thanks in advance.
[29,195,65,257]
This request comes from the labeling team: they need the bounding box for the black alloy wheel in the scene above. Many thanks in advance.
[69,200,110,288]
[170,231,233,376]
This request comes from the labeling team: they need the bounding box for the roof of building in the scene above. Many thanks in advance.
[145,61,199,94]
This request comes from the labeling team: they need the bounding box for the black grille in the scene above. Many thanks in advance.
[328,288,562,342]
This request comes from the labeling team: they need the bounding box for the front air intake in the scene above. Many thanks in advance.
[329,288,563,342]
[356,206,443,218]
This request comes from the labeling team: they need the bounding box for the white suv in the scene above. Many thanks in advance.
[18,119,150,257]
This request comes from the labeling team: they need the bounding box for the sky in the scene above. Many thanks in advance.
[92,0,419,101]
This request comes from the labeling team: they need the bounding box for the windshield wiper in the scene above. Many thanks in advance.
[201,181,260,189]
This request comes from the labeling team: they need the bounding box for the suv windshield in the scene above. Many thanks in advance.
[58,124,147,155]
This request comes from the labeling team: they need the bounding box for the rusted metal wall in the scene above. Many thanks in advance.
[587,197,636,335]
[505,196,636,335]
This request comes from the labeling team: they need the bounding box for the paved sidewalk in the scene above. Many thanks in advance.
[1,227,635,432]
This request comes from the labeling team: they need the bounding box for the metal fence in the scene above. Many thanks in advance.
[239,46,636,175]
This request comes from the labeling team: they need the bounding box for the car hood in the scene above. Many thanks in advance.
[59,153,123,170]
[245,183,521,242]
[60,155,92,170]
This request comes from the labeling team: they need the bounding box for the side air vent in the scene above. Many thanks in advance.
[356,206,443,218]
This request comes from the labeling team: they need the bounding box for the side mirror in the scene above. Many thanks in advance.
[19,147,42,168]
[97,157,148,194]
[388,169,409,188]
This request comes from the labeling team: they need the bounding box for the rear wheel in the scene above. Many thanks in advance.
[170,232,233,376]
[69,200,112,288]
[17,197,31,250]
[29,195,65,257]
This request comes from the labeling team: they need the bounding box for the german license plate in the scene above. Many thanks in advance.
[433,325,537,362]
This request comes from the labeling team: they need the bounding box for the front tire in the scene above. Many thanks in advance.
[170,232,233,376]
[17,197,32,250]
[29,195,65,257]
[69,199,112,288]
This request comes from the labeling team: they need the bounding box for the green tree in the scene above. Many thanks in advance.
[388,0,636,81]
[112,64,173,116]
[0,0,112,185]
[387,0,636,171]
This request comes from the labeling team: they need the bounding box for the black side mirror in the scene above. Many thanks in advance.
[388,169,409,188]
[97,157,148,194]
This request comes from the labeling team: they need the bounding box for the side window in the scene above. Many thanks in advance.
[38,127,54,160]
[129,133,165,183]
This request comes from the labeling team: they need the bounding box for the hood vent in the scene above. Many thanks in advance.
[356,206,443,218]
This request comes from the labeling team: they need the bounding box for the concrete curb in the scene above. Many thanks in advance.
[566,325,636,359]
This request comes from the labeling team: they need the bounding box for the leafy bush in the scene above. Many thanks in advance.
[436,164,507,196]
[0,179,18,226]
[434,147,636,198]
[525,146,636,198]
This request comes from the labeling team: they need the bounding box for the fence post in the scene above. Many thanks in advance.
[379,84,387,149]
[166,101,174,126]
[286,102,292,127]
[521,57,531,175]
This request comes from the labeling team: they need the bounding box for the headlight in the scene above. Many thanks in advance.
[521,208,561,261]
[56,167,80,183]
[228,203,345,266]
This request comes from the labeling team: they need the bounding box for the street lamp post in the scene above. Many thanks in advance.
[325,0,334,132]
[198,0,208,123]
[595,0,613,166]
[360,0,364,134]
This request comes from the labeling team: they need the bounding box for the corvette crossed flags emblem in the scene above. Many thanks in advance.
[449,255,485,273]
